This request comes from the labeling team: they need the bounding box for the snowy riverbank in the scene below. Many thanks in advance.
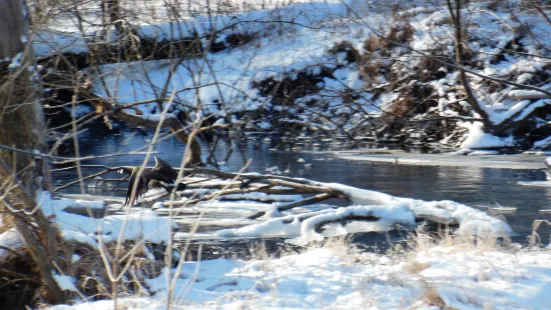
[46,240,551,310]
[34,0,551,150]
[2,174,530,309]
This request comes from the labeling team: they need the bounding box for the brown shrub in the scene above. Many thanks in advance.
[328,41,361,63]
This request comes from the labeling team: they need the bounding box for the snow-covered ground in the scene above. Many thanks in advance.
[46,242,551,310]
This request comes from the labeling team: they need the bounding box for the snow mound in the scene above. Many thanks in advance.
[460,122,514,149]
[328,183,513,237]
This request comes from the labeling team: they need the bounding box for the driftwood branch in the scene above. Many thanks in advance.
[247,193,333,220]
[183,167,315,185]
[151,177,346,208]
[160,185,273,207]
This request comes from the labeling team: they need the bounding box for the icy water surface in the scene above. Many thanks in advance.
[54,130,551,244]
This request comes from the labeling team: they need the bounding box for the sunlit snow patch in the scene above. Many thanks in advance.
[518,181,551,187]
[0,228,23,260]
[44,245,551,310]
[460,122,514,149]
[38,192,176,246]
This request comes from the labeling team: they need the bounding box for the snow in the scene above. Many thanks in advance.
[518,180,551,187]
[215,181,512,243]
[71,200,104,210]
[509,89,550,100]
[291,204,415,245]
[60,230,98,248]
[8,52,23,70]
[222,192,302,202]
[45,244,551,310]
[27,1,551,307]
[460,122,514,149]
[0,228,23,260]
[33,31,88,56]
[215,203,415,244]
[38,192,176,246]
[31,0,551,148]
[534,136,551,149]
[256,121,272,129]
[59,0,387,119]
[53,274,79,292]
[327,182,513,237]
[467,150,500,156]
[137,113,177,122]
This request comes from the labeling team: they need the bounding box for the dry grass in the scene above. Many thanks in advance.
[529,219,551,246]
[422,286,456,309]
[402,260,430,274]
[360,13,413,85]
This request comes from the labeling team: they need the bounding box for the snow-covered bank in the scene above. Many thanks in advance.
[38,0,551,149]
[46,242,551,310]
[31,0,551,155]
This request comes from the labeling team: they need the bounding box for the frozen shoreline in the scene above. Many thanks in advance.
[327,150,548,170]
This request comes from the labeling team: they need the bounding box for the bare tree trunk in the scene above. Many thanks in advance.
[0,0,65,304]
[447,0,492,128]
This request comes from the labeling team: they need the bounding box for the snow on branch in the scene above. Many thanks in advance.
[56,167,512,246]
[509,89,551,100]
[133,113,178,122]
[153,169,514,244]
